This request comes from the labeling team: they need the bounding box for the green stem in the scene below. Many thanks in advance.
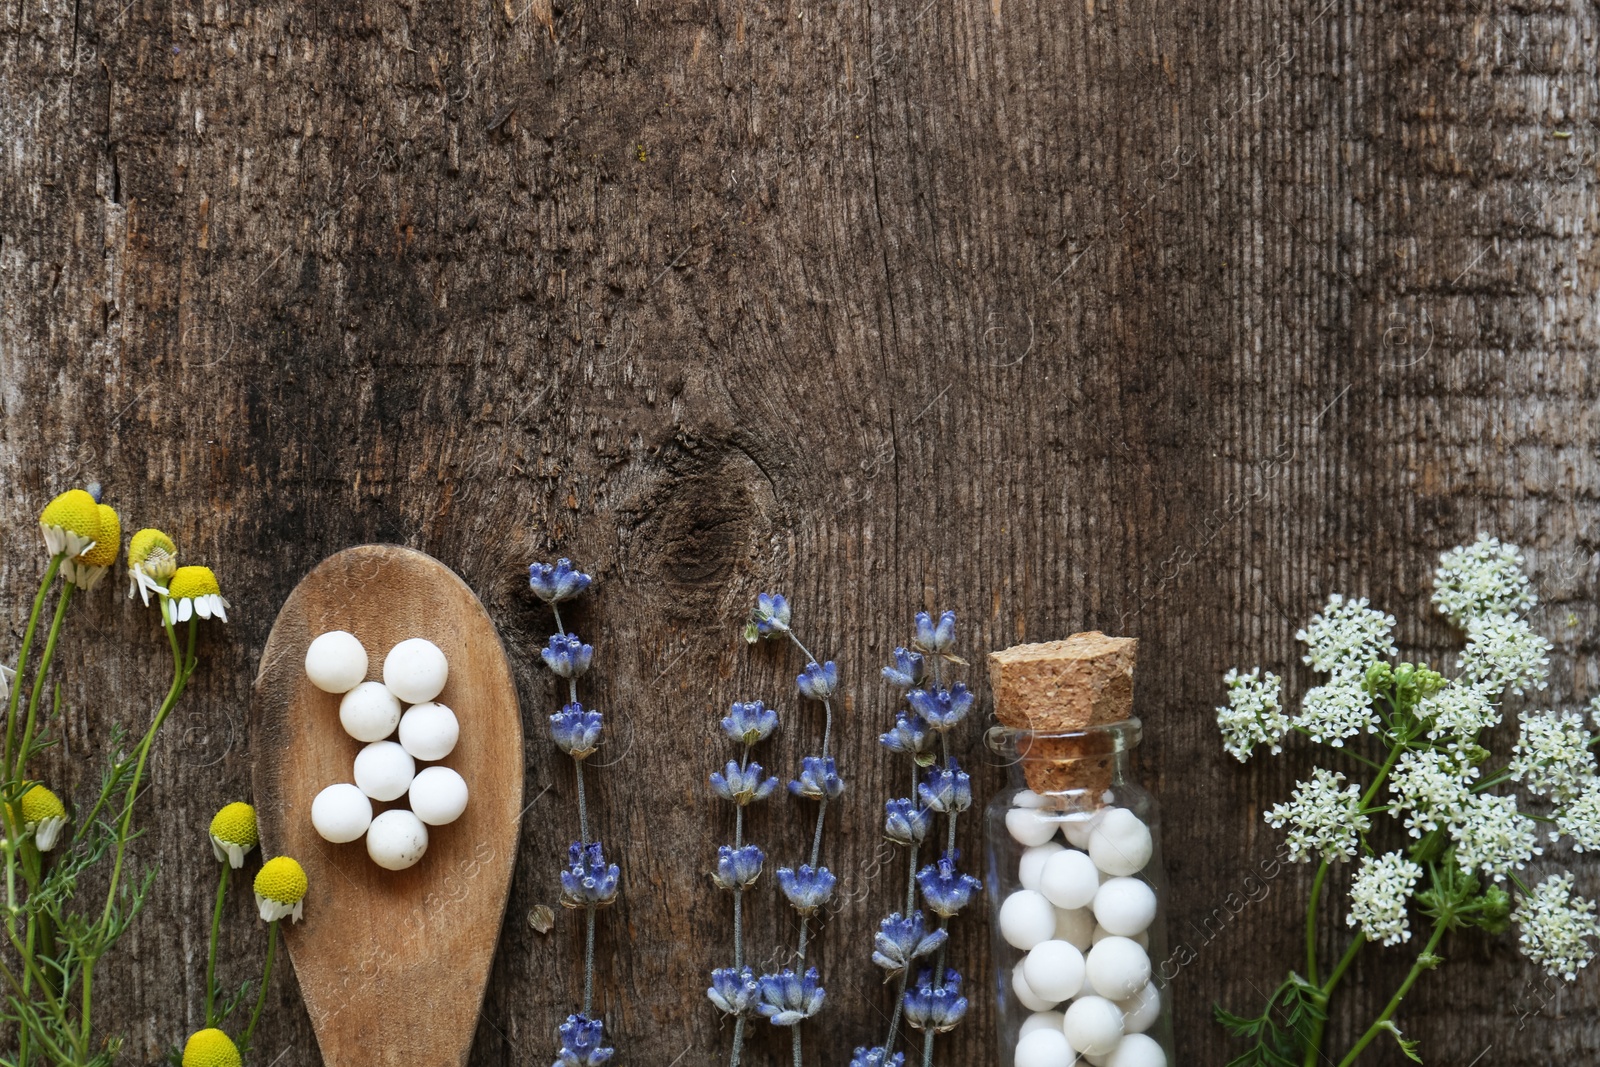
[1333,921,1445,1067]
[1323,934,1364,999]
[242,920,278,1053]
[1304,861,1329,986]
[15,581,74,783]
[205,861,229,1025]
[4,555,64,778]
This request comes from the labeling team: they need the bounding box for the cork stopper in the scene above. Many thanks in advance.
[987,632,1138,796]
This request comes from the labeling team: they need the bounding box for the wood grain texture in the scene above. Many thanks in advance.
[1,0,1598,1064]
[252,545,523,1067]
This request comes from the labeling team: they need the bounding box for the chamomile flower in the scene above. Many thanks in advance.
[1346,851,1422,946]
[38,488,102,559]
[18,784,68,851]
[1216,667,1290,762]
[1450,792,1541,882]
[0,665,12,705]
[1457,612,1550,696]
[1433,535,1537,626]
[165,565,230,624]
[1515,873,1600,981]
[1555,779,1600,852]
[1415,681,1501,742]
[253,856,308,922]
[1296,594,1398,677]
[126,528,178,605]
[1388,748,1477,838]
[181,1028,243,1067]
[1508,710,1596,802]
[209,802,259,868]
[1296,677,1378,747]
[61,503,121,590]
[1265,767,1368,863]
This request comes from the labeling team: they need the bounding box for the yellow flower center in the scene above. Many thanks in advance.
[209,802,258,847]
[19,785,66,823]
[78,504,122,568]
[181,1028,242,1067]
[168,566,222,601]
[254,856,308,905]
[39,490,101,541]
[129,528,178,570]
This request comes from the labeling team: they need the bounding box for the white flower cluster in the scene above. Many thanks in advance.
[1266,768,1369,863]
[1297,679,1378,747]
[1346,851,1423,946]
[1388,748,1477,838]
[1556,781,1600,852]
[1215,668,1290,762]
[1414,681,1501,743]
[1516,874,1600,981]
[1450,792,1542,882]
[1433,535,1537,626]
[1509,710,1596,802]
[1457,612,1551,696]
[1296,594,1399,676]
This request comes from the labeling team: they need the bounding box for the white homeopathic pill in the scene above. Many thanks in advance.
[1116,982,1161,1034]
[398,702,460,761]
[304,630,369,694]
[1088,808,1153,876]
[1022,939,1086,1003]
[366,809,429,871]
[339,681,403,743]
[1086,936,1152,1000]
[1014,1026,1076,1067]
[409,766,469,825]
[1092,925,1149,949]
[1013,962,1059,1012]
[1020,841,1065,891]
[310,783,373,844]
[1104,1033,1165,1067]
[1064,995,1126,1057]
[1019,1010,1066,1039]
[1094,877,1158,937]
[1055,906,1096,950]
[1040,848,1101,910]
[1061,809,1103,848]
[353,740,416,802]
[383,637,449,704]
[1000,889,1059,950]
[1008,806,1059,847]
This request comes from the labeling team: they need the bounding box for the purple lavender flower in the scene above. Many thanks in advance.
[710,760,777,806]
[757,967,825,1026]
[707,966,761,1017]
[542,633,594,679]
[776,864,837,915]
[797,660,839,701]
[917,758,972,814]
[906,683,975,732]
[752,592,792,636]
[916,852,981,918]
[850,1048,906,1067]
[880,710,937,762]
[712,844,766,890]
[871,911,948,974]
[549,703,603,759]
[529,559,593,604]
[720,699,778,746]
[884,798,930,846]
[559,841,619,909]
[902,969,968,1033]
[882,647,926,689]
[553,1013,613,1066]
[913,610,957,654]
[789,755,844,800]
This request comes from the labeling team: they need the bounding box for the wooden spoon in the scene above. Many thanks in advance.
[252,545,523,1067]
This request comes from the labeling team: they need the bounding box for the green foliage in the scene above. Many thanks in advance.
[1215,974,1326,1067]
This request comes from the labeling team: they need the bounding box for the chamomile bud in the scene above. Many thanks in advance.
[181,1028,242,1067]
[166,566,230,624]
[253,856,308,923]
[208,802,259,868]
[39,489,102,559]
[18,785,68,851]
[127,528,179,604]
[62,503,122,590]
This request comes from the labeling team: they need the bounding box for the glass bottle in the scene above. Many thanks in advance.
[984,719,1175,1067]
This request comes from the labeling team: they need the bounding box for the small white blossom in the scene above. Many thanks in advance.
[1433,535,1536,627]
[1389,749,1477,839]
[1554,779,1600,852]
[1297,678,1379,747]
[1266,767,1370,863]
[1216,668,1291,762]
[1516,873,1600,981]
[1508,710,1596,802]
[1347,851,1423,947]
[1415,681,1501,742]
[1296,594,1398,676]
[1450,792,1541,882]
[1457,612,1550,696]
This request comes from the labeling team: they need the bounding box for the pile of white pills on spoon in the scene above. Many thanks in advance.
[1000,799,1166,1067]
[304,630,470,871]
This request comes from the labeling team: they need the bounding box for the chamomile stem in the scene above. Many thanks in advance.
[4,554,63,778]
[16,581,74,785]
[1334,921,1445,1067]
[205,862,228,1026]
[242,920,278,1052]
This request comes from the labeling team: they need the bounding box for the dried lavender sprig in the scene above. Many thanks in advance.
[530,559,616,1066]
[747,592,836,1067]
[708,700,779,1067]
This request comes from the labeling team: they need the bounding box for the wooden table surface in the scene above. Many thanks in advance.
[3,0,1597,1064]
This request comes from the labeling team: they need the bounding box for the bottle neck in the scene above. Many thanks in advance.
[987,718,1142,799]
